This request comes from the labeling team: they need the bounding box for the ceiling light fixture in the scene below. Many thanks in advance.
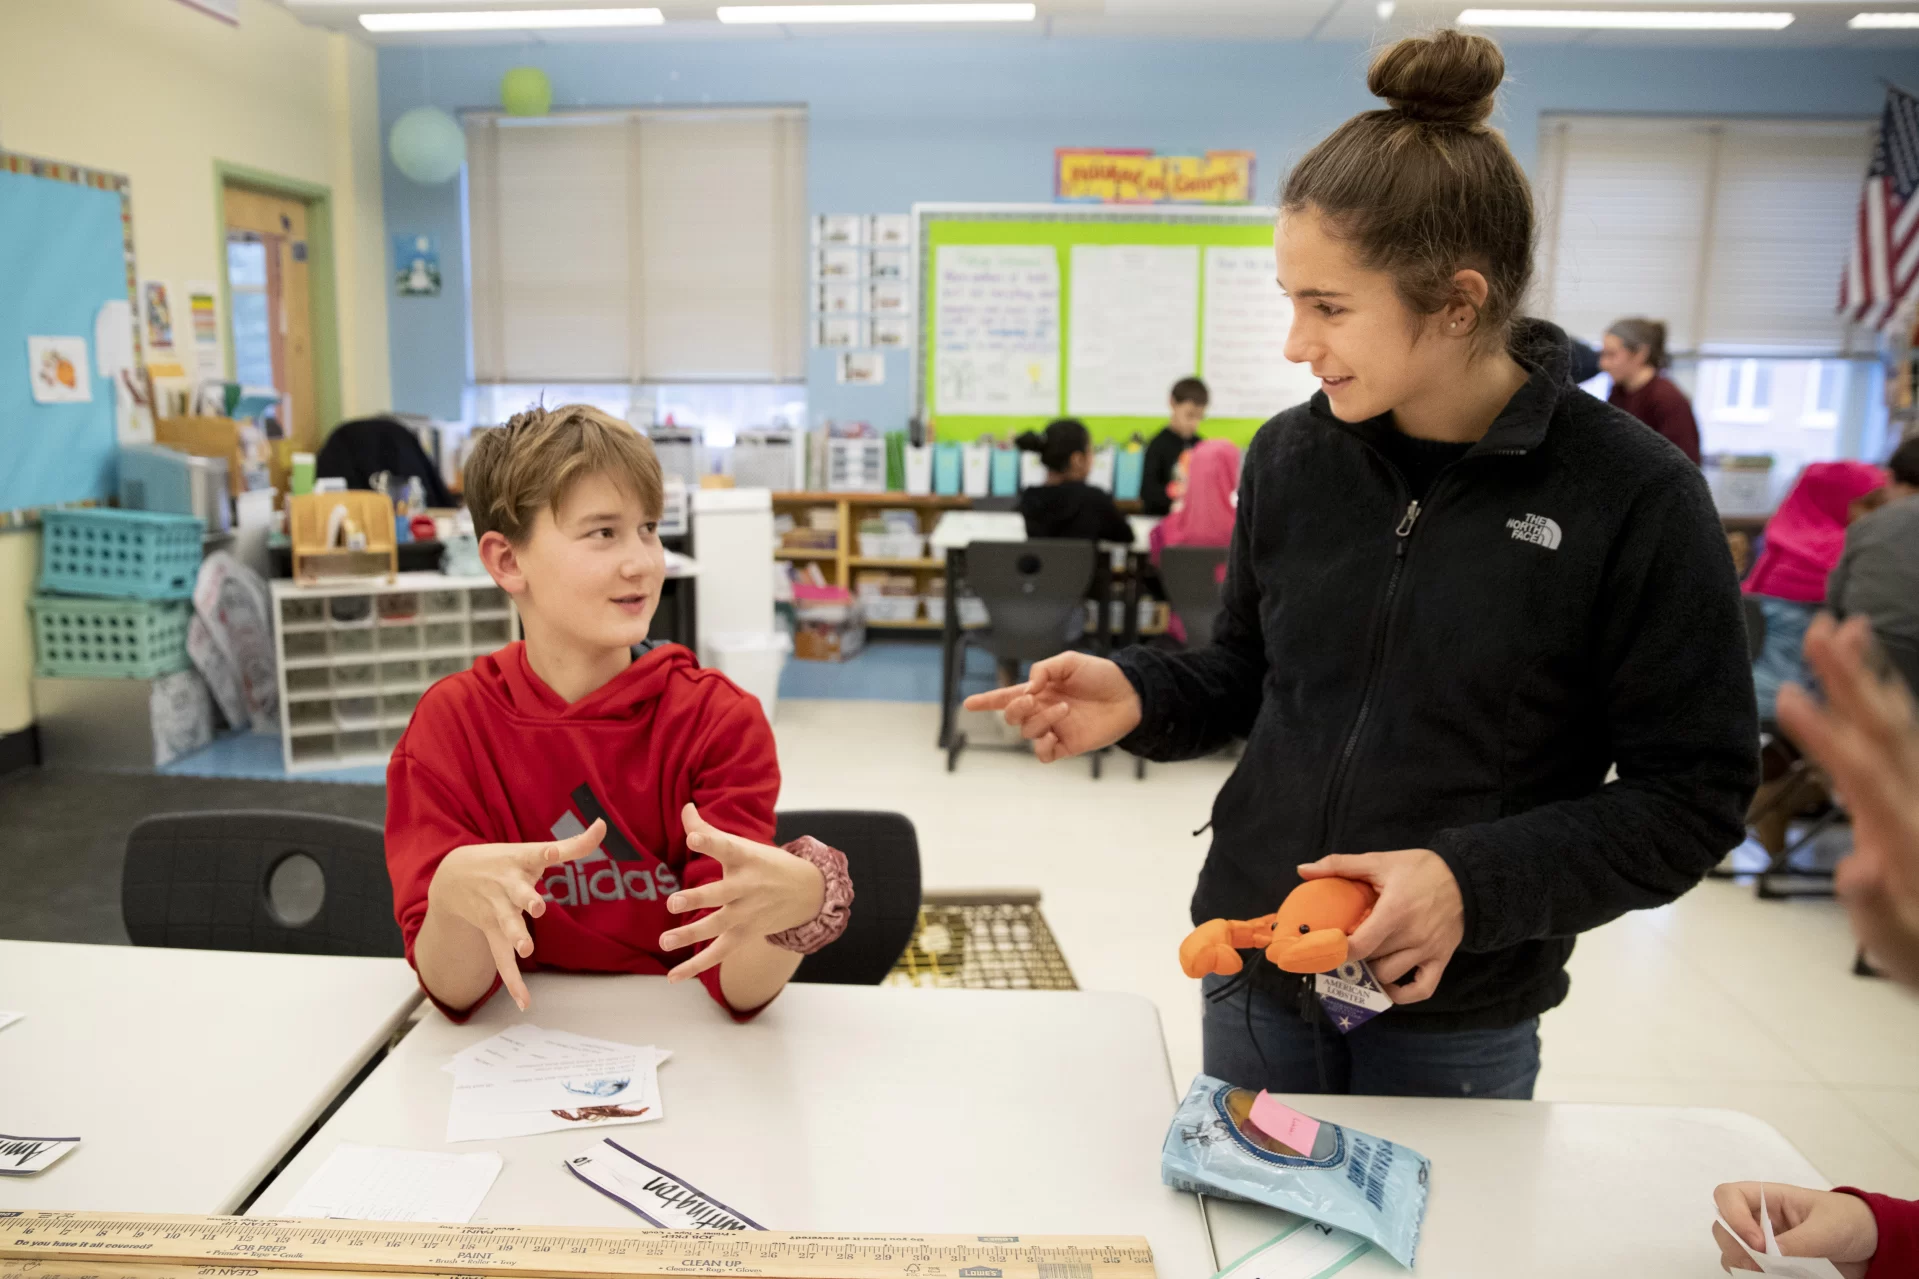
[1460,8,1793,26]
[1849,11,1919,25]
[359,7,665,32]
[716,3,1038,22]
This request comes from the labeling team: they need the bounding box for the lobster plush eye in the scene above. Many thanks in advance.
[1298,924,1311,934]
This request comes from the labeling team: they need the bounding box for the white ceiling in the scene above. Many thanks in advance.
[282,0,1919,48]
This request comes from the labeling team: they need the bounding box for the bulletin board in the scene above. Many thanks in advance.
[913,202,1318,447]
[0,150,139,512]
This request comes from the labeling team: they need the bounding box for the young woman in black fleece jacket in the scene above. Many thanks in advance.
[969,30,1757,1099]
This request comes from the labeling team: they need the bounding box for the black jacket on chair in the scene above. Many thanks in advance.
[316,416,455,508]
[1113,319,1758,1032]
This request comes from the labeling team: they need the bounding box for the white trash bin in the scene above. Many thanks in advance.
[704,631,790,724]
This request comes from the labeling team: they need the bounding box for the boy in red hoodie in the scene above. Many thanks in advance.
[1712,615,1919,1278]
[386,404,850,1021]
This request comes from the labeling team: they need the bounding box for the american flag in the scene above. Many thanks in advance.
[1841,86,1919,333]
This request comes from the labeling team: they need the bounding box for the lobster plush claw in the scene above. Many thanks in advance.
[1266,877,1378,973]
[1178,914,1278,978]
[1178,879,1379,980]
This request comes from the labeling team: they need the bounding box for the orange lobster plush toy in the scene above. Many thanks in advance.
[1179,878,1378,978]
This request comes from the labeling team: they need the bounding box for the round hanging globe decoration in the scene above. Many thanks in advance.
[388,106,465,185]
[500,67,552,117]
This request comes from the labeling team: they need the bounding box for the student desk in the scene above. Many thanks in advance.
[0,939,421,1212]
[928,511,1159,750]
[1203,1095,1829,1277]
[247,977,1220,1279]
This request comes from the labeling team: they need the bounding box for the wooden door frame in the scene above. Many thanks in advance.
[212,161,343,437]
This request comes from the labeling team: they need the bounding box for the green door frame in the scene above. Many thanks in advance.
[212,161,344,438]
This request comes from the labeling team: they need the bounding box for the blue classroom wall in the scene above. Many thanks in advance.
[379,36,1919,428]
[0,169,126,509]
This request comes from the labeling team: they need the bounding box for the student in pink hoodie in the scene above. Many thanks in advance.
[1746,461,1887,855]
[1149,439,1242,644]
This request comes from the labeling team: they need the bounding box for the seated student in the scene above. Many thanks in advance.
[385,405,852,1021]
[1829,436,1919,651]
[1140,377,1208,516]
[1017,418,1133,544]
[1713,614,1919,1278]
[1148,439,1242,646]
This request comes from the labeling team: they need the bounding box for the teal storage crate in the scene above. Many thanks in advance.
[30,595,193,679]
[1114,448,1145,501]
[990,449,1020,496]
[39,507,204,600]
[933,443,963,496]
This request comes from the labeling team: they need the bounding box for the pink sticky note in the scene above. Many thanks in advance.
[1248,1091,1322,1156]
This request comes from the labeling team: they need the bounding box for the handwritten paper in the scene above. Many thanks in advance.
[934,244,1060,417]
[0,1134,80,1176]
[1212,1217,1370,1279]
[0,1012,21,1033]
[1248,1093,1322,1158]
[1202,247,1320,420]
[566,1139,764,1231]
[283,1143,502,1221]
[1067,245,1199,417]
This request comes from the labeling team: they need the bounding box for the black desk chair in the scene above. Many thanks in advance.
[945,539,1102,775]
[1159,545,1230,650]
[122,811,404,955]
[779,810,922,986]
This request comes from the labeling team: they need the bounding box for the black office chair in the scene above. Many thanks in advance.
[778,810,923,985]
[946,539,1101,775]
[1159,546,1230,649]
[122,811,404,955]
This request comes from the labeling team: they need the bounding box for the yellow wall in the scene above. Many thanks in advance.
[0,0,391,736]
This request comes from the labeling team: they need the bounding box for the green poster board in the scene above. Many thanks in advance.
[914,203,1279,447]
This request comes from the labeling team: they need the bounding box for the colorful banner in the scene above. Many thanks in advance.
[1054,148,1256,205]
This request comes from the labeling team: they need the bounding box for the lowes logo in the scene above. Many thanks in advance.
[1505,513,1562,550]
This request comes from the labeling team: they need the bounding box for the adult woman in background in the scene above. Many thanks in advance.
[1599,318,1701,464]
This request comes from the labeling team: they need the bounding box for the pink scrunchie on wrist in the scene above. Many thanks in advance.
[767,836,853,954]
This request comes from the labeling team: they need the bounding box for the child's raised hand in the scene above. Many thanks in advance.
[426,819,605,1011]
[661,803,825,984]
[1711,1182,1876,1277]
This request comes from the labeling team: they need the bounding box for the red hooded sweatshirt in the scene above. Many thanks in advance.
[385,640,777,1020]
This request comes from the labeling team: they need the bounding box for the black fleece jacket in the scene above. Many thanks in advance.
[1113,319,1758,1031]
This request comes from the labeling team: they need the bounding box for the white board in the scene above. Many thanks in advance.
[1202,246,1321,420]
[933,245,1060,417]
[1066,245,1199,417]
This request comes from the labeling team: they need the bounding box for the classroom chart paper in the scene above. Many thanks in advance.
[934,244,1061,417]
[1067,245,1200,417]
[1203,247,1322,420]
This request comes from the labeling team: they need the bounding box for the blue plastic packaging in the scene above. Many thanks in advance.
[1161,1074,1430,1268]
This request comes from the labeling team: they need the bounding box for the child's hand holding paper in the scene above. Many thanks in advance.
[1712,1182,1873,1278]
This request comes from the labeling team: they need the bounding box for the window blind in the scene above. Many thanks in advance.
[467,106,807,384]
[1536,115,1874,356]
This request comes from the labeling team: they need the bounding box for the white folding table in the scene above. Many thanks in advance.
[246,977,1220,1278]
[0,939,421,1212]
[1202,1094,1830,1277]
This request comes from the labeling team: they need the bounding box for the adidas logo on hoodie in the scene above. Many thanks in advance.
[538,790,681,906]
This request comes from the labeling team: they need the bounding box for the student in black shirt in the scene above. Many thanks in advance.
[1140,377,1210,516]
[1016,419,1133,544]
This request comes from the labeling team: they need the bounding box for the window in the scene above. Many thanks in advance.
[465,106,807,386]
[1536,117,1875,355]
[226,238,274,388]
[1713,359,1773,424]
[1802,360,1845,429]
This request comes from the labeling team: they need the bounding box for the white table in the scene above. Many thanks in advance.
[0,939,422,1212]
[1203,1095,1829,1277]
[248,977,1219,1279]
[928,510,1159,551]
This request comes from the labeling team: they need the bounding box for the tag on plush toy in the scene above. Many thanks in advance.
[1713,1185,1846,1279]
[1314,960,1393,1034]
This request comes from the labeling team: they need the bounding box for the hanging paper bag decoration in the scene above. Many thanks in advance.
[500,67,553,117]
[389,107,466,185]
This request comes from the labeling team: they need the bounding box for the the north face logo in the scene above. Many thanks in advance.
[1505,513,1562,550]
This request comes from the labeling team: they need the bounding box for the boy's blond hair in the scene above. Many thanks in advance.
[464,404,664,544]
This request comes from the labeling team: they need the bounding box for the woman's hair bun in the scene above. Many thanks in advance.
[1014,431,1046,452]
[1367,28,1504,127]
